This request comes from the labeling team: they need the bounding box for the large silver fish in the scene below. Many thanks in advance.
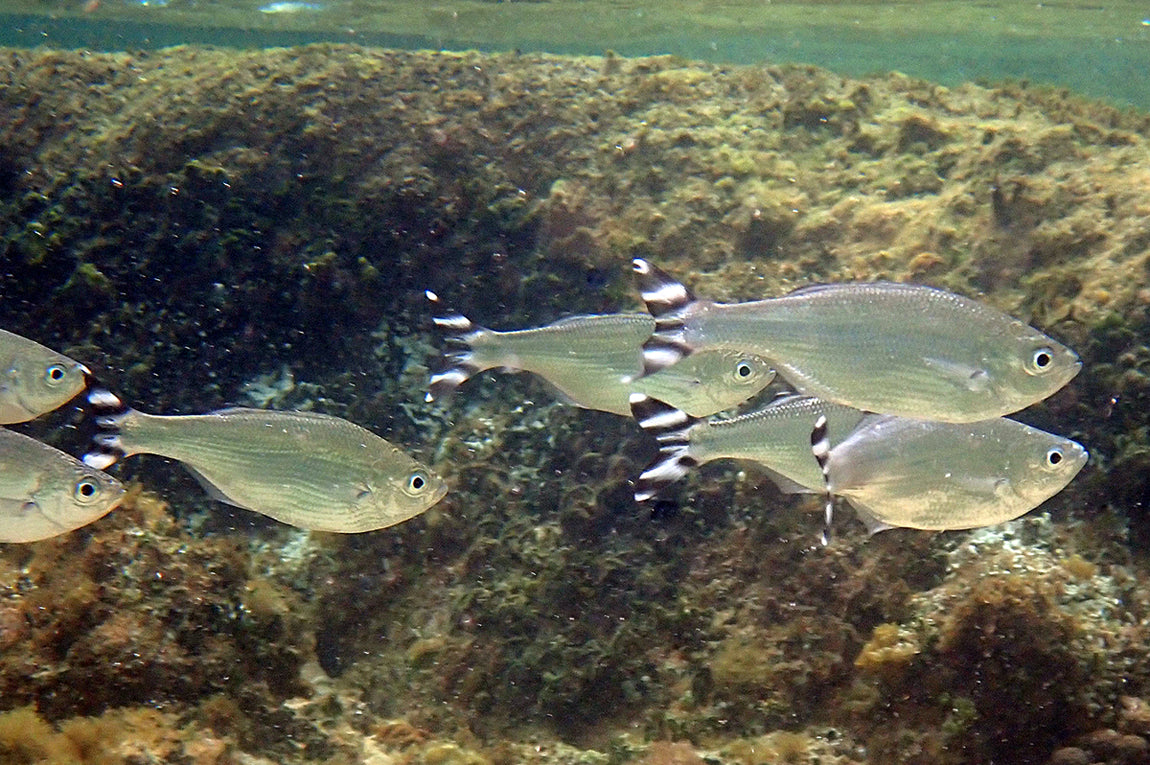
[632,259,1081,423]
[0,427,124,542]
[83,391,446,533]
[426,292,775,417]
[808,412,1087,535]
[0,329,90,424]
[631,394,1086,538]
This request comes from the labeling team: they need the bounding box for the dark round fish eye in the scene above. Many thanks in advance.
[45,364,67,384]
[75,478,99,499]
[735,361,753,378]
[1032,348,1053,371]
[409,473,426,492]
[1046,448,1063,466]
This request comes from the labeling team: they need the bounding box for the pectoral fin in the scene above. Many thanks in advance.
[184,465,246,510]
[922,356,991,393]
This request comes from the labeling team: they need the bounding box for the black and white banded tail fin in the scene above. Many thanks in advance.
[629,393,700,502]
[810,414,835,546]
[631,259,697,377]
[425,290,486,403]
[82,388,131,470]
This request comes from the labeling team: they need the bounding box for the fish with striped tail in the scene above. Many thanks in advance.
[808,412,1088,540]
[629,392,866,505]
[632,259,1081,423]
[83,390,446,533]
[426,291,775,417]
[630,393,1087,543]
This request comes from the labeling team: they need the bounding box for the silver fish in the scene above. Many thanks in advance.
[631,394,1086,539]
[629,393,866,502]
[809,412,1087,536]
[83,391,446,533]
[0,329,90,424]
[0,427,124,542]
[632,259,1081,423]
[426,292,775,417]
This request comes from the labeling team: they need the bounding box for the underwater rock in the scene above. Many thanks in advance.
[0,42,1149,765]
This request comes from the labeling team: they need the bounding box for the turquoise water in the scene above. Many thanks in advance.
[3,1,1150,108]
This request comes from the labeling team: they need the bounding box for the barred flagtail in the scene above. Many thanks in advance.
[0,329,90,424]
[632,259,1081,423]
[629,393,866,502]
[0,427,123,542]
[83,392,446,533]
[426,293,774,417]
[813,414,1088,532]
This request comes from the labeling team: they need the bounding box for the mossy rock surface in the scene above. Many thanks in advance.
[1,44,1149,765]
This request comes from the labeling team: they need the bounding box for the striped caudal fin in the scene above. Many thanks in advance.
[809,414,835,546]
[425,290,486,403]
[629,392,699,502]
[631,259,696,377]
[82,388,131,470]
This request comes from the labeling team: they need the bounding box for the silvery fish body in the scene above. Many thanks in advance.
[427,297,774,417]
[633,260,1081,423]
[821,414,1087,531]
[632,393,1086,535]
[0,329,90,424]
[630,393,865,502]
[0,427,124,542]
[86,398,446,533]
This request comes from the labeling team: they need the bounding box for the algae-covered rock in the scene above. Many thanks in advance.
[1,43,1149,765]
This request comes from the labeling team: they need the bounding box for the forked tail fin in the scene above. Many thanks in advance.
[82,388,131,470]
[629,393,700,502]
[631,259,697,377]
[425,290,488,403]
[809,414,835,546]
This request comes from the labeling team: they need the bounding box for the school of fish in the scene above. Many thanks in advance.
[0,256,1085,543]
[627,258,1085,541]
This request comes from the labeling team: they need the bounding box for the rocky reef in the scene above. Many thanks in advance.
[1,44,1149,765]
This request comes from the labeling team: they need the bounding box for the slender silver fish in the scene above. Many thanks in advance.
[631,394,1086,539]
[629,392,866,502]
[83,391,446,533]
[0,329,90,424]
[426,292,775,417]
[0,427,124,542]
[632,259,1081,423]
[808,412,1087,536]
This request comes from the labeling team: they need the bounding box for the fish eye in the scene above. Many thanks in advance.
[74,478,100,501]
[1030,347,1055,374]
[45,364,68,385]
[1045,447,1064,467]
[735,360,754,379]
[406,471,429,494]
